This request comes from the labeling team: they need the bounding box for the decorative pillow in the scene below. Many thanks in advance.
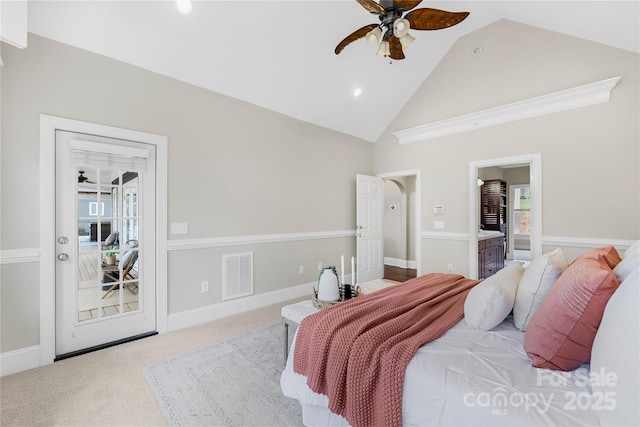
[464,263,524,331]
[623,239,640,258]
[572,245,621,269]
[613,252,640,283]
[513,248,568,331]
[591,269,640,427]
[104,231,119,246]
[524,257,619,371]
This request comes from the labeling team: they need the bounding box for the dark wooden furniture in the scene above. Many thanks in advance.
[478,236,505,279]
[481,180,507,235]
[90,223,111,242]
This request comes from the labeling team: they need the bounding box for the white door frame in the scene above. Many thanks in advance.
[378,169,422,277]
[469,154,541,279]
[39,114,168,367]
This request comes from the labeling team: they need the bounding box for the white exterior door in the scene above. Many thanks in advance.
[356,174,384,283]
[55,130,157,356]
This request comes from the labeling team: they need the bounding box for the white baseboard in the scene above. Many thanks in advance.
[1,345,40,376]
[167,282,314,332]
[1,283,314,376]
[384,257,417,269]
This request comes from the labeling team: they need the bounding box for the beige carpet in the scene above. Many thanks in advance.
[0,297,306,427]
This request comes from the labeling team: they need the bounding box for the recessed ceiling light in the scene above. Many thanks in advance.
[472,46,483,57]
[176,0,192,14]
[353,88,362,97]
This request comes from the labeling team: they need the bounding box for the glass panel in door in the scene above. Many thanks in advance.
[76,167,141,322]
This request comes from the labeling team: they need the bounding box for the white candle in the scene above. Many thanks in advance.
[341,254,345,285]
[351,256,355,285]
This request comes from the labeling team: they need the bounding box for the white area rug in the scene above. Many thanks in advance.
[143,324,301,426]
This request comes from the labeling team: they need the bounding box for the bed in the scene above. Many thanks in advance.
[281,243,639,427]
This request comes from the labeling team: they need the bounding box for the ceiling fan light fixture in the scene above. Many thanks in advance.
[376,40,390,57]
[393,18,410,38]
[399,32,416,49]
[366,27,382,47]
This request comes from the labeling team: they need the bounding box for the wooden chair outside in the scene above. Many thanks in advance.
[101,247,138,299]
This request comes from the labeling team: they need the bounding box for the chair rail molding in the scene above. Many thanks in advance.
[0,248,40,264]
[394,76,622,144]
[167,230,354,251]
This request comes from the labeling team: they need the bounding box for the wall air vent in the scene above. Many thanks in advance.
[222,252,254,301]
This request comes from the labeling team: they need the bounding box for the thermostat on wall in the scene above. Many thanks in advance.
[433,205,445,215]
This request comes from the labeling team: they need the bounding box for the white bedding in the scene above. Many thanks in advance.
[281,317,601,427]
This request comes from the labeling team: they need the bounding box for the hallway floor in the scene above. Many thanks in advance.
[383,265,417,282]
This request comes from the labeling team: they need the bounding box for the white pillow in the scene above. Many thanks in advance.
[513,248,568,331]
[613,251,640,283]
[591,269,640,427]
[623,239,640,258]
[464,263,524,331]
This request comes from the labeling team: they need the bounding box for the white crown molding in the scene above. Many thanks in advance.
[394,76,622,144]
[0,248,40,264]
[167,230,355,251]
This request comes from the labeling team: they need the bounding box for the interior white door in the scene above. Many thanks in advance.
[356,174,384,283]
[55,130,157,356]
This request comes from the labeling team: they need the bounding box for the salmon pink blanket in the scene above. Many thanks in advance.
[293,273,480,427]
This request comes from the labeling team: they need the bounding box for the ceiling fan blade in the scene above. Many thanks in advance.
[393,0,422,11]
[388,36,405,60]
[335,24,379,55]
[355,0,385,14]
[405,8,470,31]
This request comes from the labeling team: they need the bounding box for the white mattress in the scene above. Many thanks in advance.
[281,317,602,427]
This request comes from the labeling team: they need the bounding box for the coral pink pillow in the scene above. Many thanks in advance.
[524,257,619,371]
[572,245,621,269]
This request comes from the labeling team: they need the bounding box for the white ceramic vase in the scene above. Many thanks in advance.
[317,267,340,302]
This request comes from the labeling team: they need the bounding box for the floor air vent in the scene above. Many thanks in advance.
[222,252,254,301]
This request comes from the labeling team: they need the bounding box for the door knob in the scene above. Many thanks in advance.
[57,253,69,261]
[58,236,69,244]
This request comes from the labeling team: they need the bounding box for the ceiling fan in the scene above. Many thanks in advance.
[335,0,470,60]
[78,171,95,184]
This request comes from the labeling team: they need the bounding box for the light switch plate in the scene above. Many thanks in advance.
[171,222,189,235]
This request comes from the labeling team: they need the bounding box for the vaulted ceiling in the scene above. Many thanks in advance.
[27,1,640,142]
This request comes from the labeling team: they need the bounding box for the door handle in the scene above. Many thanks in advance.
[58,236,69,244]
[57,253,69,261]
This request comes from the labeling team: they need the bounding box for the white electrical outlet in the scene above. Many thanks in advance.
[201,280,209,293]
[447,264,453,272]
[318,262,323,271]
[434,221,445,229]
[299,265,304,274]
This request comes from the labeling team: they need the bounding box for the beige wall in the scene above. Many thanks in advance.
[0,35,372,352]
[374,20,639,275]
[383,180,405,260]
